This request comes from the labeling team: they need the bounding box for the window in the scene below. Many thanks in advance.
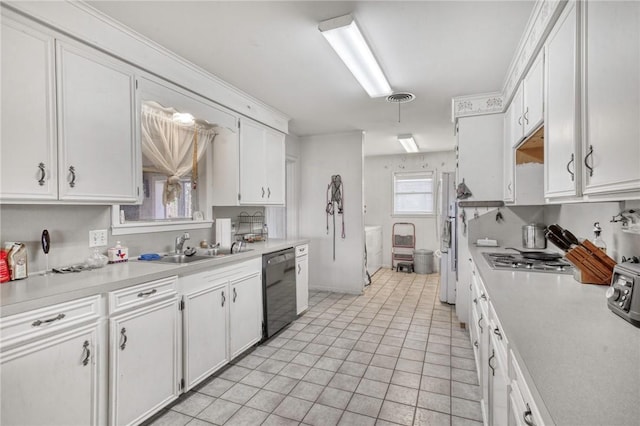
[121,172,194,222]
[393,171,434,215]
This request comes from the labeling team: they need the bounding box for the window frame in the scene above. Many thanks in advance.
[392,171,435,217]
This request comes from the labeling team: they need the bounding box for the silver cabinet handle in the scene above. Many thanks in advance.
[298,264,301,274]
[233,287,237,303]
[524,107,529,124]
[473,340,479,348]
[507,182,512,192]
[478,313,483,333]
[32,313,65,327]
[267,187,271,198]
[480,293,487,301]
[120,327,127,350]
[518,115,523,126]
[68,166,76,188]
[473,298,478,305]
[566,154,575,181]
[523,404,535,426]
[488,349,496,376]
[38,163,46,186]
[584,145,594,177]
[82,340,90,366]
[261,187,265,198]
[493,327,502,340]
[221,291,226,307]
[137,289,157,298]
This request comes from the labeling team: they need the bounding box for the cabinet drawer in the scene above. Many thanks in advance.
[0,295,100,348]
[296,244,308,257]
[109,276,177,314]
[510,350,545,426]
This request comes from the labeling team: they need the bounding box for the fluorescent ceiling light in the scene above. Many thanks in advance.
[319,14,392,98]
[398,134,419,153]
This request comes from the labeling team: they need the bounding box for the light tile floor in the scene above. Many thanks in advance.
[146,269,483,426]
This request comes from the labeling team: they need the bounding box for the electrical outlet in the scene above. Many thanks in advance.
[89,229,108,247]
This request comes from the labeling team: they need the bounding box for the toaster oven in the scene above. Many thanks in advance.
[606,263,640,327]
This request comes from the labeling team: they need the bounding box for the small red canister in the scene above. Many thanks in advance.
[0,250,10,283]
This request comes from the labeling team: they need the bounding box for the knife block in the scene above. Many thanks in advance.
[565,241,615,285]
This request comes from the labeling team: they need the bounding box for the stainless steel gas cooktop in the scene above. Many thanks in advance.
[482,252,574,274]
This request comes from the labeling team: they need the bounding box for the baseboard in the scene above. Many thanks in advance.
[308,285,363,295]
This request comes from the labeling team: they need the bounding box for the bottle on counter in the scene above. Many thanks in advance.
[592,222,607,253]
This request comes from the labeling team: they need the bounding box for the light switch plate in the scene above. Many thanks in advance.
[89,229,108,247]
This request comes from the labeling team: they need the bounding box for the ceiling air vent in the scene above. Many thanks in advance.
[386,92,416,103]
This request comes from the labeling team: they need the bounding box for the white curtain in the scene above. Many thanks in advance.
[141,101,231,205]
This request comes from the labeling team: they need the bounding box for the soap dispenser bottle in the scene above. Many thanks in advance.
[592,222,607,253]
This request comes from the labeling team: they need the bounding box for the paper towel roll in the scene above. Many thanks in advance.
[215,218,231,248]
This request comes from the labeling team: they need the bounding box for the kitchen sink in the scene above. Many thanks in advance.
[153,249,254,264]
[156,254,212,264]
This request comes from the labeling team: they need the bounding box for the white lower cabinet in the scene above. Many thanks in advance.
[183,281,228,391]
[108,278,180,426]
[0,296,101,426]
[229,271,263,359]
[296,244,309,315]
[468,260,545,426]
[181,258,263,389]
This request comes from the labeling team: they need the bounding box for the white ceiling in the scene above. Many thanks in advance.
[89,1,534,156]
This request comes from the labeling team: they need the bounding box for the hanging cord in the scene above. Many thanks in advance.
[326,175,346,261]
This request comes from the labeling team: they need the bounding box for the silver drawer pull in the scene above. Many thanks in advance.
[120,327,128,350]
[68,166,76,188]
[523,404,535,426]
[82,340,90,366]
[38,162,46,186]
[32,313,65,327]
[137,289,157,298]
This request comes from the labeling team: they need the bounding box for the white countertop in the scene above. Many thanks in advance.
[1,239,308,317]
[470,245,640,426]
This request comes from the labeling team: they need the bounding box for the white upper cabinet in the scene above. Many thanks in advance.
[238,117,285,205]
[544,1,580,200]
[0,16,57,201]
[0,13,140,204]
[457,114,504,201]
[510,85,525,147]
[581,1,640,198]
[503,104,515,202]
[522,52,544,136]
[57,41,139,203]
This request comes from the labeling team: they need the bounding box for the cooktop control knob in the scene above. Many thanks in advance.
[606,287,621,301]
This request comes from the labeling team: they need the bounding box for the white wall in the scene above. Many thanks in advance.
[364,151,456,269]
[299,132,365,294]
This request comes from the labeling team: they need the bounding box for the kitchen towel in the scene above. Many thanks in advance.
[216,218,232,248]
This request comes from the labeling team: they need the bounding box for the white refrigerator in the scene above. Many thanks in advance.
[438,172,457,304]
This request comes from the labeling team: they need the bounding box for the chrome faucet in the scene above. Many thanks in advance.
[175,232,190,254]
[230,239,245,254]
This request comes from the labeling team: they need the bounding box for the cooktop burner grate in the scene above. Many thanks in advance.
[482,252,574,274]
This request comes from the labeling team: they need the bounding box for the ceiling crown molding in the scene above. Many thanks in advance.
[451,0,566,124]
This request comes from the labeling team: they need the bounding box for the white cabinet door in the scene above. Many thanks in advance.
[457,114,504,201]
[544,1,580,199]
[239,118,267,204]
[582,1,640,197]
[264,128,285,205]
[523,52,544,135]
[503,104,515,202]
[183,283,228,391]
[510,85,525,146]
[296,255,309,315]
[57,41,139,203]
[1,325,99,426]
[110,298,180,426]
[1,17,57,201]
[488,331,509,426]
[229,272,262,359]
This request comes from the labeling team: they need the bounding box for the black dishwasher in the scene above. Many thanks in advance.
[262,248,297,341]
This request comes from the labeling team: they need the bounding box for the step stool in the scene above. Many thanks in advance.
[396,262,414,273]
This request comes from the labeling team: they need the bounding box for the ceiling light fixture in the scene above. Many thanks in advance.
[319,14,392,98]
[398,134,419,153]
